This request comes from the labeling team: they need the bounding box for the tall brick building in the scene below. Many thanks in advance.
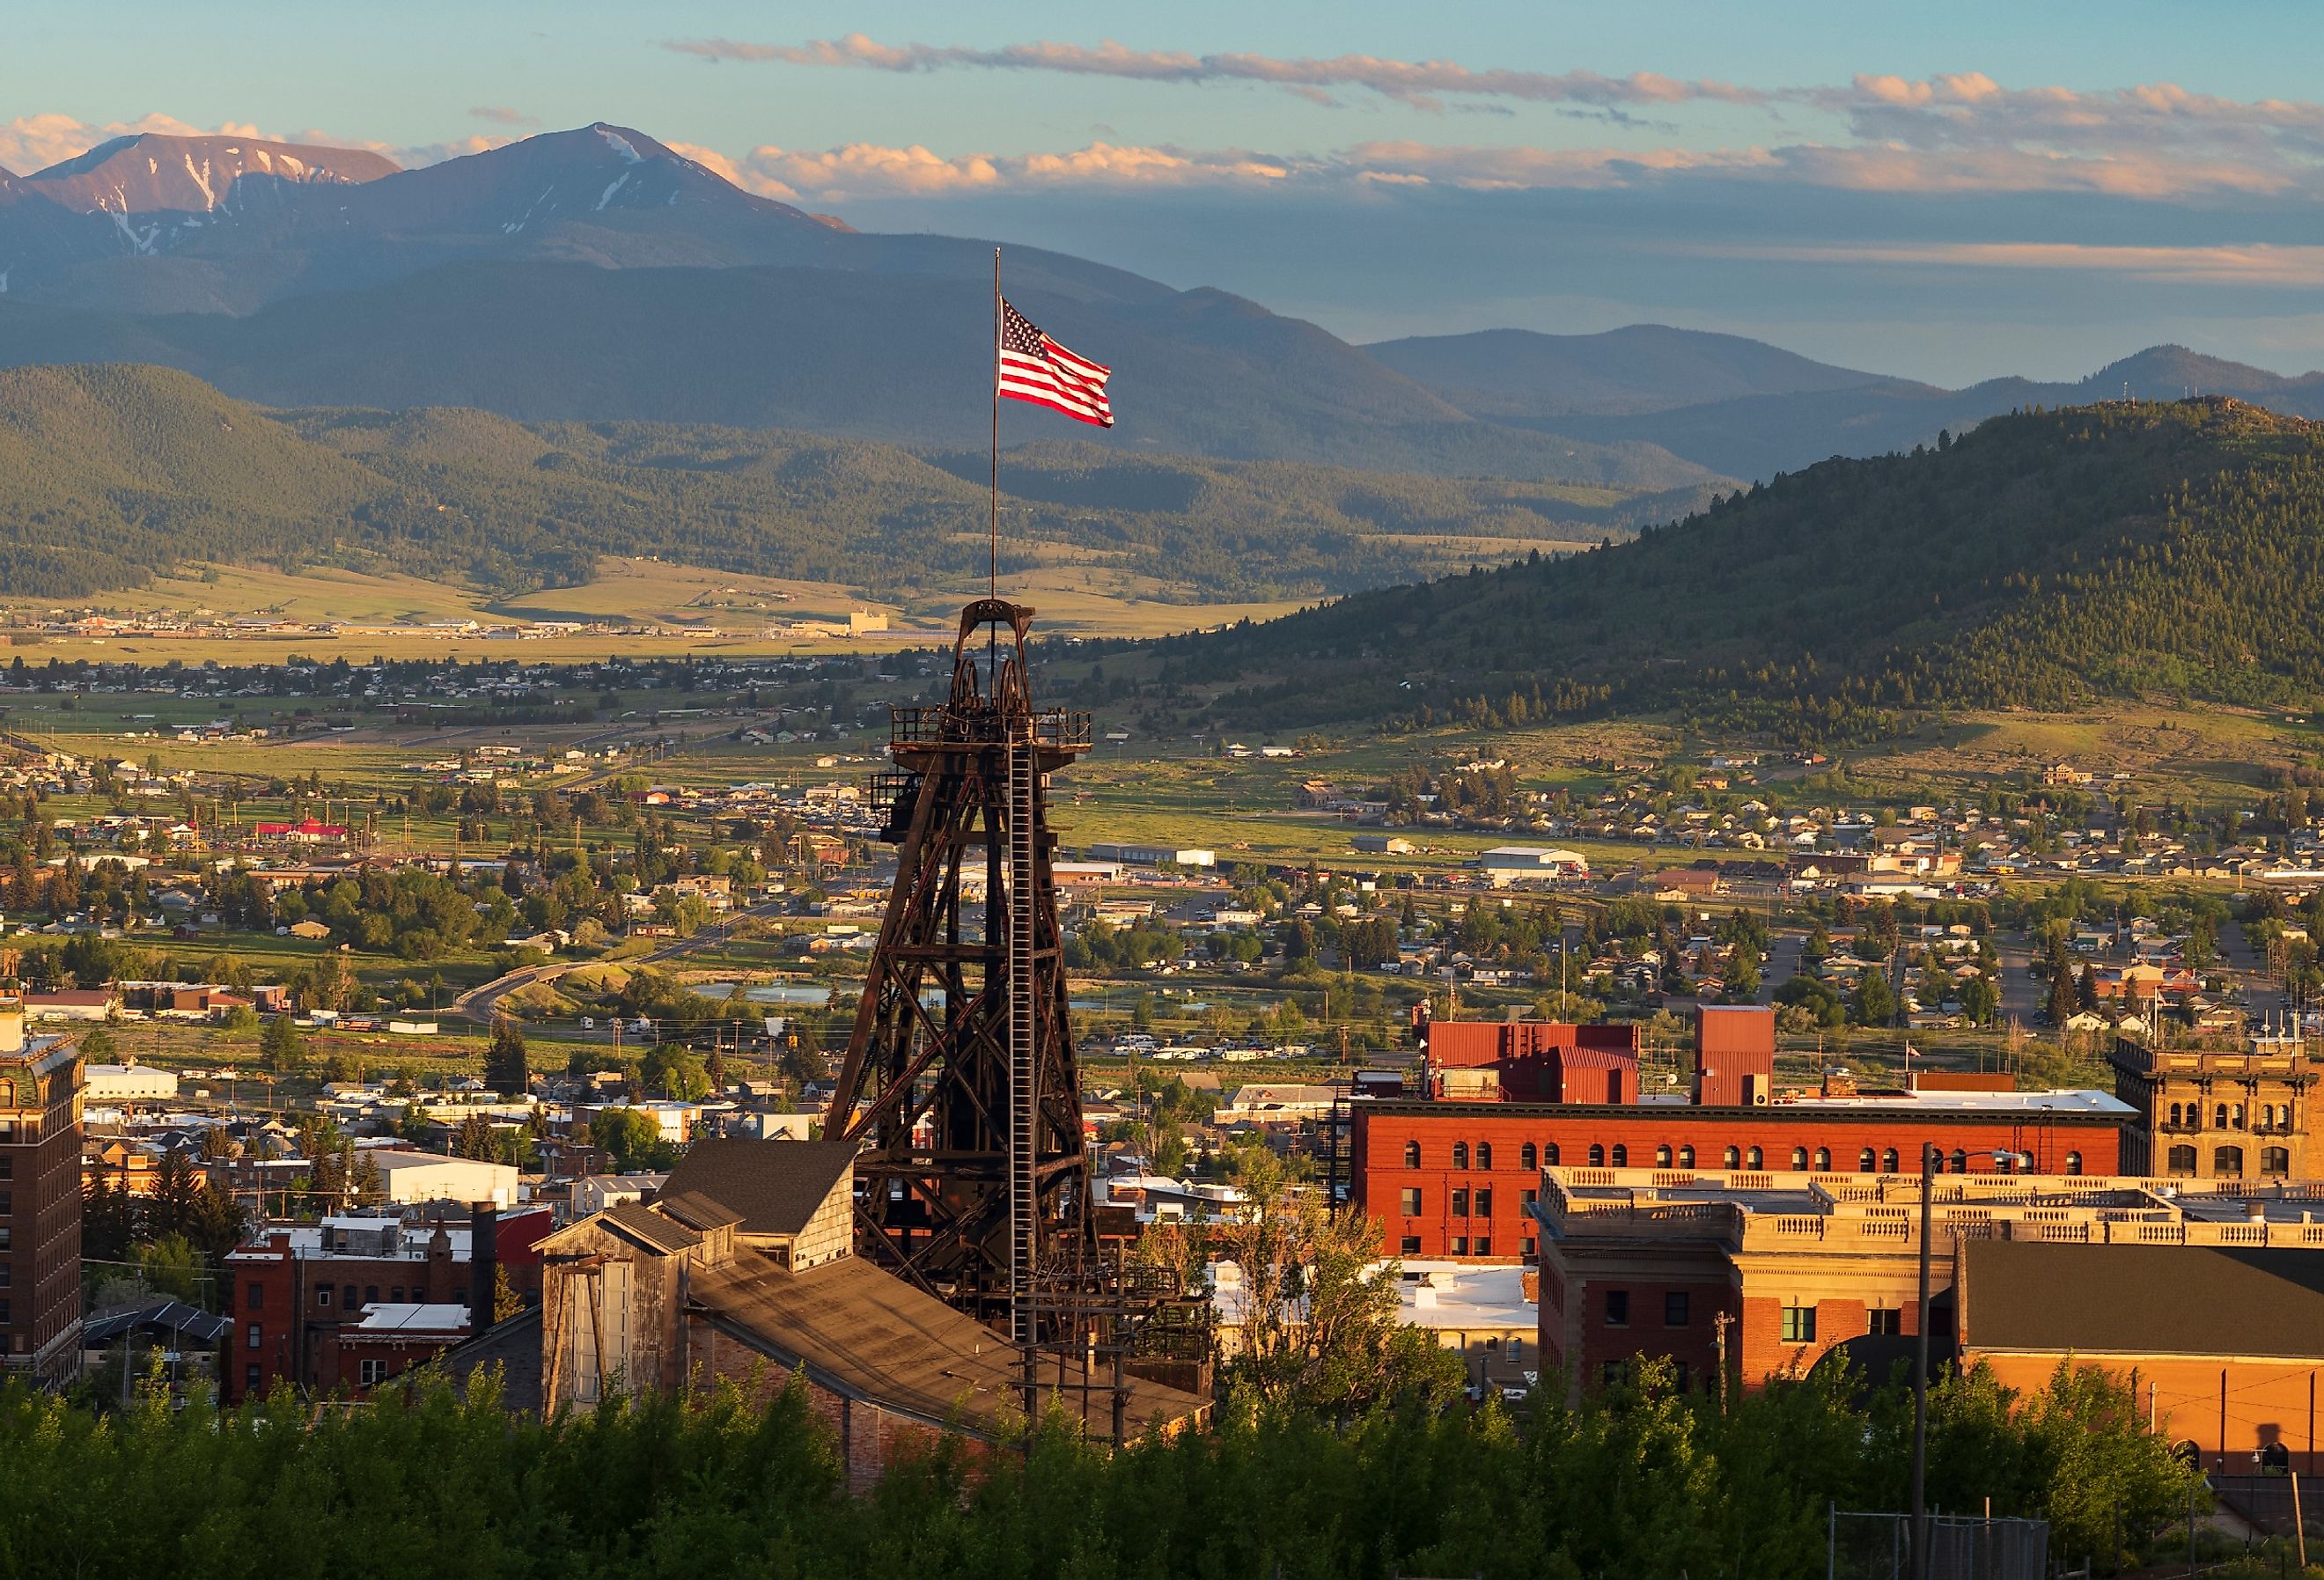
[0,1000,84,1384]
[2108,1034,2317,1179]
[1534,1165,2324,1407]
[1357,1007,2129,1260]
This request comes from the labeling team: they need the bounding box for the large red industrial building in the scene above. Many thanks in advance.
[1350,1008,2131,1260]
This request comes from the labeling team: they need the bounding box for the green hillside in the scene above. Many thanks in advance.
[1169,398,2324,736]
[0,364,1710,602]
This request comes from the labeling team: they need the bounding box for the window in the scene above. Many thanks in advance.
[1521,1188,1538,1209]
[358,1359,388,1387]
[1881,1148,1899,1172]
[1672,1362,1691,1393]
[364,1285,379,1306]
[2263,1147,2291,1177]
[1400,1235,1423,1255]
[0,1265,8,1287]
[2168,1102,2183,1127]
[246,1282,264,1312]
[342,1284,357,1311]
[2233,1104,2246,1128]
[1451,1188,1469,1217]
[1475,1187,1494,1218]
[1867,1307,1903,1336]
[1747,1146,1764,1169]
[1790,1147,1809,1172]
[1400,1187,1423,1216]
[0,1298,10,1324]
[1813,1148,1831,1172]
[1678,1146,1695,1168]
[2167,1144,2197,1175]
[390,1287,404,1304]
[1949,1150,1967,1174]
[2215,1146,2246,1176]
[1605,1290,1630,1326]
[1587,1144,1606,1167]
[1858,1148,1877,1172]
[1780,1304,1818,1344]
[1452,1142,1470,1170]
[1476,1142,1493,1171]
[1403,1141,1420,1168]
[2063,1151,2083,1177]
[0,1193,10,1216]
[317,1287,333,1309]
[1520,1143,1538,1171]
[1723,1146,1741,1168]
[1543,1143,1560,1166]
[1655,1145,1673,1167]
[1665,1291,1690,1327]
[1449,1236,1468,1255]
[1520,1237,1536,1260]
[2217,1104,2230,1130]
[1474,1237,1492,1256]
[247,1325,261,1350]
[1610,1144,1629,1167]
[245,1364,261,1391]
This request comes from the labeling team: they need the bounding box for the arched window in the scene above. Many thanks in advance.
[1404,1141,1421,1169]
[2167,1102,2182,1127]
[1858,1148,1878,1172]
[2214,1145,2246,1177]
[2166,1144,2197,1175]
[1587,1143,1606,1167]
[1678,1145,1695,1169]
[1790,1146,1809,1172]
[1543,1143,1560,1166]
[1881,1148,1899,1172]
[1723,1146,1742,1169]
[1477,1142,1493,1171]
[1747,1146,1764,1169]
[1520,1143,1538,1172]
[2216,1104,2231,1130]
[2063,1151,2083,1176]
[1610,1143,1629,1167]
[2232,1104,2246,1128]
[1452,1142,1470,1171]
[2264,1146,2291,1176]
[1950,1150,1968,1173]
[1813,1147,1832,1172]
[1655,1144,1673,1167]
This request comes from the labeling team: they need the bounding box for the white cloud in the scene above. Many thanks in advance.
[0,112,271,175]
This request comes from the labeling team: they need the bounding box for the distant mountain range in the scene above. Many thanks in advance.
[2,122,2320,490]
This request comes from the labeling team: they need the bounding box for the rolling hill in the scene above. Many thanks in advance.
[1166,398,2324,737]
[0,363,1710,602]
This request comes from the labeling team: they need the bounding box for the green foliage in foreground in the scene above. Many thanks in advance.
[0,1358,2196,1580]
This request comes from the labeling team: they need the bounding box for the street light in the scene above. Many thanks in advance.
[1910,1143,2034,1580]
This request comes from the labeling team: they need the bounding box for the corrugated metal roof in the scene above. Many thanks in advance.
[1966,1240,2324,1359]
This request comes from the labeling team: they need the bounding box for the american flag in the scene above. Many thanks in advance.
[997,298,1113,428]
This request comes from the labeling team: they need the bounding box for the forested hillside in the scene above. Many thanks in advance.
[0,364,1705,602]
[1169,398,2324,736]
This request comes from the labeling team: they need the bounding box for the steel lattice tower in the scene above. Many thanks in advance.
[824,599,1092,1339]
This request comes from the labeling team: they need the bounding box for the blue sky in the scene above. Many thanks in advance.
[11,2,2324,382]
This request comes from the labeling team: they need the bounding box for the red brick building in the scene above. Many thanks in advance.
[0,1003,84,1384]
[1535,1167,2324,1401]
[1352,1090,2128,1260]
[1425,1020,1641,1103]
[224,1206,549,1402]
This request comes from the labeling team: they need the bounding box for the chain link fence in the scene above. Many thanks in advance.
[1828,1508,2049,1580]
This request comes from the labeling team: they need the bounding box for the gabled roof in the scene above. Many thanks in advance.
[661,1140,853,1238]
[600,1200,702,1256]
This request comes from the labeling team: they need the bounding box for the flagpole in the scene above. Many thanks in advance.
[989,246,1001,603]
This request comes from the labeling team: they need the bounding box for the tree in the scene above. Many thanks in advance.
[483,1018,528,1097]
[641,1041,710,1100]
[1723,949,1761,1003]
[260,1012,305,1074]
[1211,1151,1465,1414]
[590,1106,677,1172]
[1850,968,1897,1027]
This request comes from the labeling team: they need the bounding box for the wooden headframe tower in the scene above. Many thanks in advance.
[823,599,1092,1341]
